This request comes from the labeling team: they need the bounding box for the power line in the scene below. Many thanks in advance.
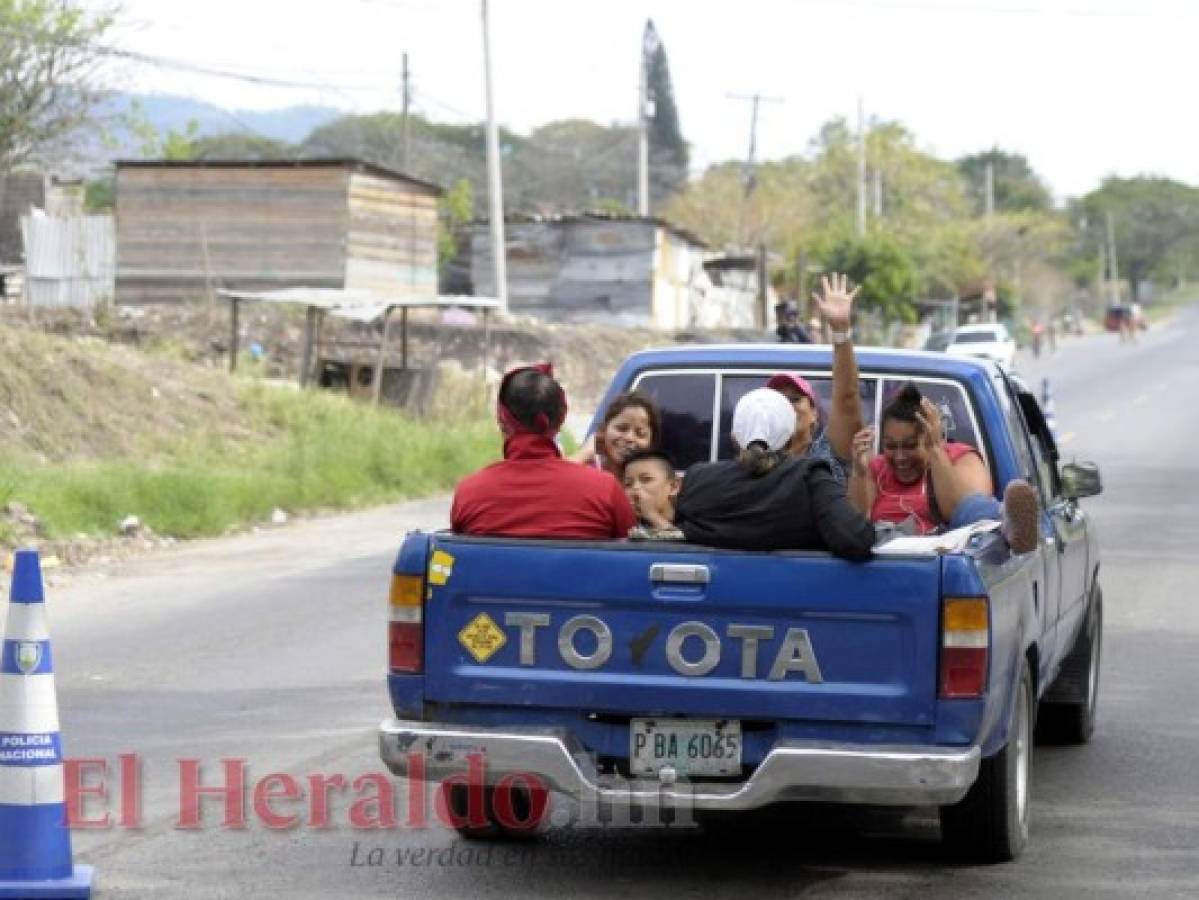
[97,45,381,92]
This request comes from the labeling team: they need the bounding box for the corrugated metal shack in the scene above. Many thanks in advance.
[114,159,442,304]
[21,214,115,309]
[467,214,756,331]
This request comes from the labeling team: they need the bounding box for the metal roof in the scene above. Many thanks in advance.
[612,343,1001,383]
[216,288,501,323]
[490,211,709,249]
[114,157,444,196]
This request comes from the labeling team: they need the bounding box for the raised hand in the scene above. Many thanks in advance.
[914,398,945,450]
[851,426,876,476]
[811,272,860,332]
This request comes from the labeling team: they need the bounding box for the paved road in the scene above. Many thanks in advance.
[23,303,1199,897]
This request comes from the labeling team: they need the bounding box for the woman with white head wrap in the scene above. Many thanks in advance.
[673,389,876,560]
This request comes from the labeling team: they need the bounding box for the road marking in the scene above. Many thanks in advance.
[1134,394,1148,406]
[1058,432,1076,446]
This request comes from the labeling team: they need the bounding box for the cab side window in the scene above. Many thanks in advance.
[631,372,716,470]
[999,378,1040,488]
[1012,386,1062,500]
[1025,409,1061,499]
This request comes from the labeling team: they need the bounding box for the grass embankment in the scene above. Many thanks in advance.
[0,327,499,543]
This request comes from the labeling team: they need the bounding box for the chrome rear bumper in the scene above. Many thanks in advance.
[379,718,979,809]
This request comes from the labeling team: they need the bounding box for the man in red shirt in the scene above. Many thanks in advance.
[451,363,637,539]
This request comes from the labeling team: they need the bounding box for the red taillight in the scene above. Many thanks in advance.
[389,621,423,673]
[389,574,424,674]
[939,597,989,699]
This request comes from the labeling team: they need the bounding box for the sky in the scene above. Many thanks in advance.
[88,0,1199,201]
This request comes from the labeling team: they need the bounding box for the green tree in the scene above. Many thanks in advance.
[438,177,472,263]
[120,98,200,160]
[302,112,527,213]
[510,119,637,213]
[0,0,114,173]
[957,149,1052,215]
[190,131,297,161]
[644,19,688,207]
[1077,176,1199,300]
[823,234,920,323]
[84,174,113,212]
[664,157,813,253]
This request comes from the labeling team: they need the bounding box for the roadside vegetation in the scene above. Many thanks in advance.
[0,326,499,544]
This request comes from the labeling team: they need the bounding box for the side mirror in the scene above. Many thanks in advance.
[1061,461,1102,500]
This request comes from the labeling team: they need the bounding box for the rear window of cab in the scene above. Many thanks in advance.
[630,369,985,472]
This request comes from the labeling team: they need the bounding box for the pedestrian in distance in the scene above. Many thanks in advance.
[775,301,812,343]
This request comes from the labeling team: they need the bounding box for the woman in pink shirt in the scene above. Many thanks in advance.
[848,383,1016,536]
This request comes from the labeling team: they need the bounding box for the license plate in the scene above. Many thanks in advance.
[629,718,742,777]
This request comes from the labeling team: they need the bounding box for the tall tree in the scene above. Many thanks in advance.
[0,0,114,173]
[1076,176,1199,300]
[644,20,688,207]
[512,120,637,213]
[824,234,920,323]
[957,149,1052,216]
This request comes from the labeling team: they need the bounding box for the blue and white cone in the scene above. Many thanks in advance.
[1041,377,1059,441]
[0,549,94,898]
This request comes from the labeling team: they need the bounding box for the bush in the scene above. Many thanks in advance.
[0,384,500,540]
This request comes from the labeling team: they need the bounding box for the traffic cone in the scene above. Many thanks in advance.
[0,549,94,898]
[1041,377,1059,441]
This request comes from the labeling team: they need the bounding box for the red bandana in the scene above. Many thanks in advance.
[497,362,568,438]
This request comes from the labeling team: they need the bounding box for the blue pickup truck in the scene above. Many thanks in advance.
[380,345,1103,863]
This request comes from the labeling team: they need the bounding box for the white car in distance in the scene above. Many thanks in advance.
[944,324,1018,369]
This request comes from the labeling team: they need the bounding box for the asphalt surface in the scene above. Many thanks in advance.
[19,302,1199,897]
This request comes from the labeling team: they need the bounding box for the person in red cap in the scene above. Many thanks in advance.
[766,273,864,482]
[451,363,637,539]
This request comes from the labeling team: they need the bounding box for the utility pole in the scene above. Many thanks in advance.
[1106,210,1119,305]
[400,52,411,172]
[856,97,867,238]
[481,0,507,310]
[637,21,659,217]
[984,161,995,217]
[1097,239,1107,309]
[727,92,783,248]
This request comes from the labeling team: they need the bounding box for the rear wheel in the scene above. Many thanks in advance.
[940,659,1033,863]
[443,782,548,842]
[1038,584,1102,745]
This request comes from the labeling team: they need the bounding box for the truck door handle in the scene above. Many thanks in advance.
[650,564,710,585]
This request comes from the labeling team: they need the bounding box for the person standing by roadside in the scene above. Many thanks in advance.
[775,301,812,343]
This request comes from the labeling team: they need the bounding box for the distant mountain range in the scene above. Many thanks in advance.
[86,93,347,163]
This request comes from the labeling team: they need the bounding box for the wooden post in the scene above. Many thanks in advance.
[229,297,240,373]
[373,306,395,406]
[313,309,326,380]
[300,305,316,388]
[400,306,410,371]
[757,242,769,330]
[481,307,491,381]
